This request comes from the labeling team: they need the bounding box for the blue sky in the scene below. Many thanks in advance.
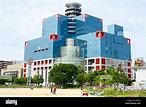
[0,0,146,62]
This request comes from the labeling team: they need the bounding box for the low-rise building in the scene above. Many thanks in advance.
[2,63,23,78]
[131,57,146,88]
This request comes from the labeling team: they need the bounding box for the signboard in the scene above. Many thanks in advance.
[134,58,144,67]
[117,31,123,36]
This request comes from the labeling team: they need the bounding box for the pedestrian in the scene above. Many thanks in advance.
[31,85,33,90]
[81,87,83,94]
[60,84,63,89]
[50,87,53,93]
[53,87,56,94]
[89,87,92,94]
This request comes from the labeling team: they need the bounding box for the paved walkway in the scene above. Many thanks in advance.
[0,88,98,97]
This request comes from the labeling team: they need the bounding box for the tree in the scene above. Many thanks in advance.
[14,78,20,84]
[33,75,44,85]
[49,64,67,85]
[64,64,78,83]
[106,66,132,91]
[75,73,85,86]
[94,69,105,75]
[93,75,100,86]
[14,77,28,85]
[20,77,27,85]
[49,63,78,85]
[120,72,131,85]
[84,72,96,86]
[0,79,8,84]
[104,70,113,86]
[77,65,85,74]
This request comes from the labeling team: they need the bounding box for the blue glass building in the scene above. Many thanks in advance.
[23,2,132,86]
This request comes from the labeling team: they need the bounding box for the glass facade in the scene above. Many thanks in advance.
[55,38,85,67]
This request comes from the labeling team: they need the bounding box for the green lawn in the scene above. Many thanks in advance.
[83,86,146,97]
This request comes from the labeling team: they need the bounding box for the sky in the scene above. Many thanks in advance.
[0,0,146,62]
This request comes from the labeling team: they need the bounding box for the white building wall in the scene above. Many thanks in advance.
[24,58,54,86]
[85,57,132,79]
[135,70,146,82]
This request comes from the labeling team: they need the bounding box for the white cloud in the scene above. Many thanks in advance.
[0,0,146,61]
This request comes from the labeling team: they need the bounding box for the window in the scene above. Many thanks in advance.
[38,61,40,65]
[96,31,105,38]
[83,41,87,45]
[41,61,44,65]
[96,66,100,70]
[24,41,28,46]
[45,60,48,64]
[128,69,131,73]
[34,62,36,66]
[127,38,130,44]
[128,74,131,78]
[23,74,26,77]
[45,67,48,70]
[100,19,103,22]
[101,58,105,64]
[24,69,26,72]
[96,58,100,64]
[50,35,53,40]
[55,14,61,18]
[49,60,52,64]
[102,66,105,70]
[24,63,27,68]
[114,50,117,59]
[82,14,88,18]
[50,34,58,40]
[42,19,45,23]
[127,62,131,66]
[34,50,37,53]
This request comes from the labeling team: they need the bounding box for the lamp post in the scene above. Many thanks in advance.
[27,57,33,86]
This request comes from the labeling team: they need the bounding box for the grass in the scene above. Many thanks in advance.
[83,86,146,97]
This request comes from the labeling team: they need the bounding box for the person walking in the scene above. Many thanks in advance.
[53,87,56,94]
[80,87,83,94]
[89,87,92,94]
[50,87,53,93]
[31,85,33,90]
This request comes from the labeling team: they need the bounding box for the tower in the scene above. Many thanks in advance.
[55,2,85,68]
[65,2,81,34]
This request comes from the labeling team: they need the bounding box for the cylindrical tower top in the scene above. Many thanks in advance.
[65,2,81,8]
[65,2,81,17]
